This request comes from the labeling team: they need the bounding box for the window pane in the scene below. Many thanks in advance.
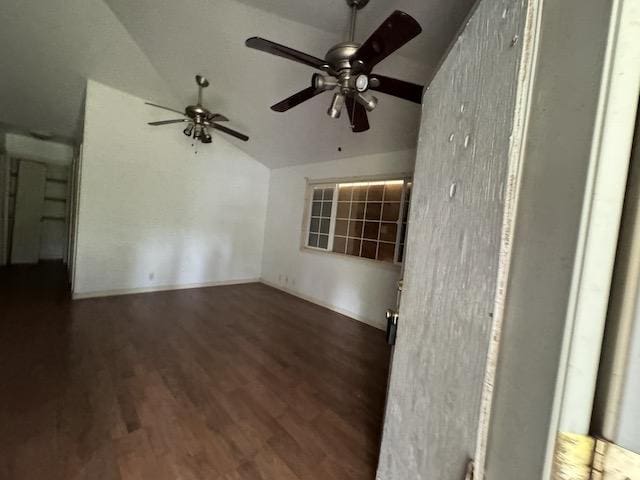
[384,183,403,201]
[337,202,350,219]
[335,219,348,236]
[378,242,396,262]
[321,201,332,217]
[307,179,410,263]
[350,202,366,220]
[382,202,400,222]
[363,222,379,240]
[309,233,319,247]
[367,184,384,201]
[338,186,352,201]
[365,202,382,221]
[352,185,367,201]
[347,238,361,256]
[380,223,397,242]
[333,236,347,254]
[362,241,377,259]
[348,220,363,237]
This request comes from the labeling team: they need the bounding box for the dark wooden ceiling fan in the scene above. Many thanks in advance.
[146,75,249,143]
[246,0,424,133]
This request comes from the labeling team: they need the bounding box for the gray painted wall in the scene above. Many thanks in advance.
[376,0,529,478]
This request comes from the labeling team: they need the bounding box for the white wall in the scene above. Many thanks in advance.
[73,80,270,297]
[11,160,46,264]
[5,133,73,166]
[261,150,415,329]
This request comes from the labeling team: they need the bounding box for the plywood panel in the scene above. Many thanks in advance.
[376,0,529,478]
[11,160,46,264]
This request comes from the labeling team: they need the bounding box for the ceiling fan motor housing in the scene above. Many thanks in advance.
[325,42,359,72]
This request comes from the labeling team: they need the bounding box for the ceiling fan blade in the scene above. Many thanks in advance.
[145,102,186,116]
[246,37,331,72]
[271,86,324,112]
[346,96,370,133]
[369,74,424,104]
[148,119,189,126]
[211,123,249,142]
[351,11,422,72]
[207,113,229,122]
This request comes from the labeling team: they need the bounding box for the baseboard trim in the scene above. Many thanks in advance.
[72,278,260,300]
[260,279,385,331]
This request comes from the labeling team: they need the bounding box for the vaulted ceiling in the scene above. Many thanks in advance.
[0,0,475,168]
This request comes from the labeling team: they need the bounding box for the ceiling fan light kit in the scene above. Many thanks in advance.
[245,0,424,133]
[146,75,249,144]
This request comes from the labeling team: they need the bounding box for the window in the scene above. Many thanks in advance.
[305,178,412,264]
[307,186,334,249]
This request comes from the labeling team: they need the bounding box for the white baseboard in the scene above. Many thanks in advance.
[72,277,260,300]
[260,279,385,331]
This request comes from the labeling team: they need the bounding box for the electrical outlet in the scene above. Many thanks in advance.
[148,272,155,281]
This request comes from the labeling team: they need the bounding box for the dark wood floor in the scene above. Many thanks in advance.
[0,263,390,480]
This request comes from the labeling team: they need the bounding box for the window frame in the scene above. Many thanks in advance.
[302,175,413,265]
[304,183,338,252]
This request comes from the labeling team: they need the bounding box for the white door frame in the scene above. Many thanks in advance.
[543,0,640,476]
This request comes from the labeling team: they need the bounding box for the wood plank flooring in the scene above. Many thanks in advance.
[0,263,390,480]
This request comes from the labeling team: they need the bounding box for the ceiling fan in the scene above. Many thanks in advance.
[146,75,249,143]
[246,0,424,133]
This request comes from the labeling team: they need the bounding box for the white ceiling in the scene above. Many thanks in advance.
[0,0,178,144]
[233,0,475,65]
[0,0,475,168]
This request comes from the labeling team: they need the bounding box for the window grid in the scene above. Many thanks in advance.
[306,179,408,264]
[306,186,335,251]
[306,179,410,264]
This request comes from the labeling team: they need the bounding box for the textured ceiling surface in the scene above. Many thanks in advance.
[0,0,475,167]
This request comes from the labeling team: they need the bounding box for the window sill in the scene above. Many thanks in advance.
[299,246,403,271]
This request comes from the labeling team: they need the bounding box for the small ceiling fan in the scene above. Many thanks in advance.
[146,75,249,143]
[246,0,424,133]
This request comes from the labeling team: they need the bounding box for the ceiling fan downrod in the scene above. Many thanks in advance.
[347,0,368,41]
[195,74,209,106]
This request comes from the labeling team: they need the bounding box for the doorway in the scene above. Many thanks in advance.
[2,156,72,267]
